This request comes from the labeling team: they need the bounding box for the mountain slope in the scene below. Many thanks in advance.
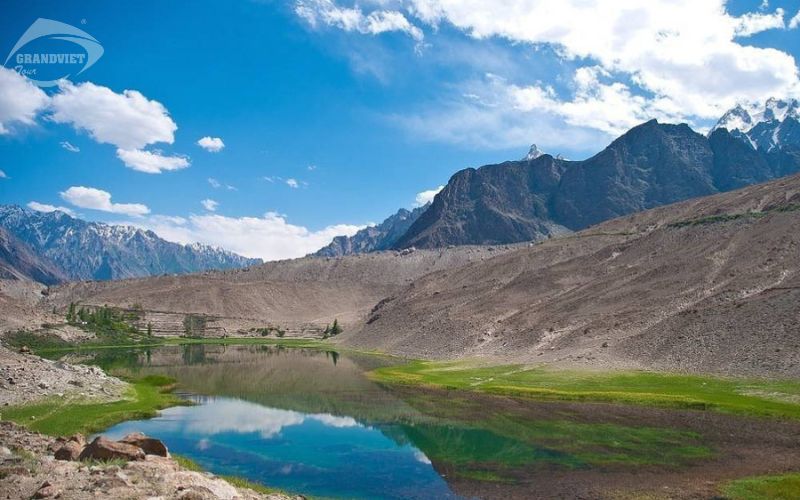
[342,173,800,377]
[0,206,261,282]
[315,204,429,257]
[0,226,66,285]
[396,120,800,249]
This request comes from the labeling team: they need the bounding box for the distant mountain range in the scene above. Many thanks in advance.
[314,205,429,257]
[316,97,800,252]
[0,206,261,283]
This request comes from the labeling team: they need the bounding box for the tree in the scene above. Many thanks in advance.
[330,319,343,336]
[147,322,153,337]
[66,302,76,323]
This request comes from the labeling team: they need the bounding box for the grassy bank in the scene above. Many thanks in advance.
[723,473,800,499]
[4,331,328,358]
[1,375,185,436]
[370,361,800,420]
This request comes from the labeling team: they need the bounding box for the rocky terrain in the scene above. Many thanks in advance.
[0,206,261,282]
[314,204,429,257]
[0,345,125,407]
[341,173,800,377]
[0,422,292,500]
[394,119,800,249]
[0,227,66,285]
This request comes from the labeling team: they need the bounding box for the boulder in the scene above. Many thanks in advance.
[119,432,169,457]
[54,440,83,461]
[79,437,145,462]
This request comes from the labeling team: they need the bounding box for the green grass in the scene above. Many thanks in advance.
[722,473,800,500]
[667,203,800,229]
[370,361,800,420]
[0,375,185,436]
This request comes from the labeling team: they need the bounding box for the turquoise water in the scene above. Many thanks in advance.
[105,395,460,499]
[73,344,721,499]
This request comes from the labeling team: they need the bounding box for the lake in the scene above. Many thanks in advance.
[65,344,800,499]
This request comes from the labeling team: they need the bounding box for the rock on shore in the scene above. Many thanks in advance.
[0,421,294,499]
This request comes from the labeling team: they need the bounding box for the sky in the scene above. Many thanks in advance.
[0,0,799,260]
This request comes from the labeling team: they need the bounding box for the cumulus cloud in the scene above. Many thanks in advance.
[60,141,80,153]
[201,199,219,211]
[27,201,76,216]
[115,148,190,174]
[133,211,364,260]
[197,136,225,152]
[0,169,7,179]
[296,0,424,42]
[60,186,150,217]
[302,1,800,146]
[50,80,177,150]
[414,185,444,206]
[734,8,786,36]
[406,0,798,119]
[790,10,800,29]
[0,67,49,134]
[286,178,300,188]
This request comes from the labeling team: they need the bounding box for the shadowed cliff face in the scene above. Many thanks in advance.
[395,121,800,249]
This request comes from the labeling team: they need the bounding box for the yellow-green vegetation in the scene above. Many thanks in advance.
[370,361,800,419]
[1,375,185,436]
[722,473,800,500]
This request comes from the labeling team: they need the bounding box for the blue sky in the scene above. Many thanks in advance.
[1,0,799,259]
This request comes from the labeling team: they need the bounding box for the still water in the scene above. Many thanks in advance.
[66,344,800,500]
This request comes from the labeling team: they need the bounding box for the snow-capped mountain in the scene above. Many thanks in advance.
[0,205,261,282]
[523,144,545,161]
[712,98,800,152]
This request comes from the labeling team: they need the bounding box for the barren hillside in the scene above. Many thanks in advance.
[341,174,800,377]
[41,245,518,333]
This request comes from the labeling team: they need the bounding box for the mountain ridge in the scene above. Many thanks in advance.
[0,206,261,282]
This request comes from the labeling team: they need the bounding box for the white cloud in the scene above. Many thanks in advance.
[197,136,225,152]
[0,169,7,179]
[50,80,177,150]
[286,178,300,188]
[208,177,236,190]
[60,141,80,153]
[414,185,444,206]
[790,10,800,29]
[201,199,219,211]
[296,0,424,42]
[27,201,75,216]
[0,67,49,134]
[405,1,797,119]
[116,148,190,174]
[134,211,364,260]
[734,8,785,36]
[306,1,800,144]
[60,186,150,217]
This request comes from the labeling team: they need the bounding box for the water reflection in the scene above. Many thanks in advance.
[70,345,800,500]
[105,395,461,500]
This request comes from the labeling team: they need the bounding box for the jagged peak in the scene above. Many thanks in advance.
[523,144,545,161]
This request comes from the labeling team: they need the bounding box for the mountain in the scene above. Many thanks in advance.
[712,97,800,152]
[0,226,66,285]
[343,172,800,377]
[314,204,429,257]
[0,206,261,282]
[394,119,800,249]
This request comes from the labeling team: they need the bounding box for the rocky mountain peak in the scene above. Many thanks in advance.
[523,144,545,161]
